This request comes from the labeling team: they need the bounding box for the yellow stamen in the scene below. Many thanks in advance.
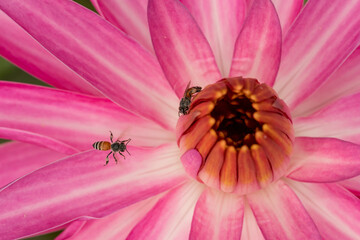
[196,129,218,161]
[262,124,293,155]
[198,140,226,189]
[251,144,273,187]
[220,146,237,192]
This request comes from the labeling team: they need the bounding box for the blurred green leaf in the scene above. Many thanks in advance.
[0,58,49,86]
[21,231,63,240]
[73,0,96,12]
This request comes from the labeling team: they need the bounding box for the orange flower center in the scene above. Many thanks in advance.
[176,77,294,194]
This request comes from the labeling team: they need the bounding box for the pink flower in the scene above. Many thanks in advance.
[0,0,360,239]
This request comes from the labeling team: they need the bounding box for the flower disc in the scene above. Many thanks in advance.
[177,77,294,194]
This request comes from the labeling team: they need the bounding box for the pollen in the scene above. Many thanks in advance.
[176,77,294,194]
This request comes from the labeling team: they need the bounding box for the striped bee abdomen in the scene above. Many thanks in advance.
[93,141,111,151]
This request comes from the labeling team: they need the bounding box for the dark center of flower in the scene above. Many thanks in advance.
[210,88,261,148]
[176,77,294,195]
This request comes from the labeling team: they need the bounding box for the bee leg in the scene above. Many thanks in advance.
[109,131,114,143]
[104,151,112,166]
[113,153,119,164]
[119,152,126,160]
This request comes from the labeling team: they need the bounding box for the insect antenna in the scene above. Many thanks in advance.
[125,138,131,155]
[126,149,131,155]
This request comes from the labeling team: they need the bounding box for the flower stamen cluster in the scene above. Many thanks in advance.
[177,77,294,194]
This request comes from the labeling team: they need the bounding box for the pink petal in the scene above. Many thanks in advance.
[287,180,360,239]
[0,82,173,150]
[0,0,178,129]
[180,0,247,77]
[94,0,153,53]
[274,0,360,109]
[241,202,264,240]
[127,182,204,239]
[190,189,244,239]
[0,10,101,96]
[0,127,79,155]
[338,176,360,198]
[272,0,303,36]
[0,142,66,187]
[287,137,360,182]
[0,143,187,240]
[55,220,86,240]
[292,46,360,117]
[180,149,202,179]
[148,0,222,97]
[247,180,320,239]
[294,92,360,145]
[230,0,282,87]
[66,196,160,240]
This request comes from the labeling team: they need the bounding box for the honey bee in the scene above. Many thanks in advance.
[178,82,202,116]
[92,131,131,166]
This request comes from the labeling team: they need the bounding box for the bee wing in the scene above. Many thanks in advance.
[183,81,191,97]
[115,127,132,142]
[183,81,194,98]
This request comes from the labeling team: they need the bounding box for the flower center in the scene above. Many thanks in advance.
[176,77,294,194]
